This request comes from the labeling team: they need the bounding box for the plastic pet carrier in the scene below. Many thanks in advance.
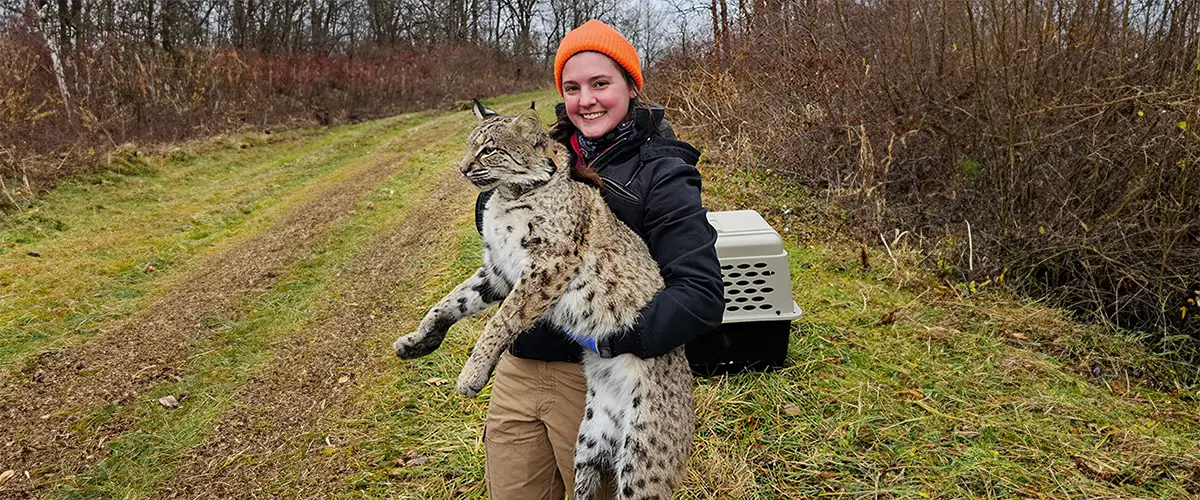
[686,210,803,376]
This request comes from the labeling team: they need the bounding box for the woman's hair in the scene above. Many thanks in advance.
[550,67,651,188]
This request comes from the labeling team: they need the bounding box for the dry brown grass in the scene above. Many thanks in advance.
[0,20,547,199]
[658,0,1200,370]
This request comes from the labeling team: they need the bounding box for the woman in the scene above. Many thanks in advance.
[479,20,724,499]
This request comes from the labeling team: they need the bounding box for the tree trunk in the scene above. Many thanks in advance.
[34,1,74,123]
[711,0,720,59]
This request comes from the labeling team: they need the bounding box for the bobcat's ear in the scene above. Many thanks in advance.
[472,99,498,121]
[529,101,536,111]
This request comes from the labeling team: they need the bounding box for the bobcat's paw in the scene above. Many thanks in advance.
[393,332,432,359]
[456,366,489,398]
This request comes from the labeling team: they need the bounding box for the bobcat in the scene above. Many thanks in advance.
[392,101,694,499]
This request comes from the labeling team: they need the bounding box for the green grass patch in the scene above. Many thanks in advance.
[52,128,451,500]
[50,94,554,498]
[678,163,1200,498]
[334,136,1197,498]
[335,216,492,500]
[0,112,426,371]
[680,238,1200,497]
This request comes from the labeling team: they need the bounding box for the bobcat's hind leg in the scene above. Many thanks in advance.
[393,267,507,359]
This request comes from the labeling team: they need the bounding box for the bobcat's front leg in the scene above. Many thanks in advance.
[456,257,577,397]
[394,267,508,359]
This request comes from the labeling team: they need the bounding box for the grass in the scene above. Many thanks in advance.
[53,145,432,499]
[0,112,429,370]
[42,94,552,499]
[4,90,1199,499]
[677,165,1200,498]
[336,216,493,500]
[339,148,1200,499]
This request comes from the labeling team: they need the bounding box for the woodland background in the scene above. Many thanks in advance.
[2,0,1199,373]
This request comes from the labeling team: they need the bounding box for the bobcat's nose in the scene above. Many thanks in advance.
[460,161,493,188]
[460,159,480,177]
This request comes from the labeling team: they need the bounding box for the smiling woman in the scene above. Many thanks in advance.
[473,19,725,500]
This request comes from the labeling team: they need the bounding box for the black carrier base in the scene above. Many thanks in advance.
[686,320,793,377]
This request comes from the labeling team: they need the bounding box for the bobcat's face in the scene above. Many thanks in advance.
[461,103,554,192]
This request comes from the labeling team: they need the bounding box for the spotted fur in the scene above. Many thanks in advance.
[392,101,693,499]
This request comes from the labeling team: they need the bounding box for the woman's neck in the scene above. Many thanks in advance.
[576,120,636,161]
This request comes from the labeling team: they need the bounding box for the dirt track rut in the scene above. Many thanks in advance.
[0,110,473,498]
[158,163,473,499]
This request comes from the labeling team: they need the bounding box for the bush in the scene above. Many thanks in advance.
[658,1,1200,365]
[0,16,547,193]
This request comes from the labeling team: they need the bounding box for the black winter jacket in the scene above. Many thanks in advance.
[474,104,724,362]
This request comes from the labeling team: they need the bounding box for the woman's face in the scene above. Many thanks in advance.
[561,51,638,139]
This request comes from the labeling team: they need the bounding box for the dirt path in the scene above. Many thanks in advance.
[0,111,469,498]
[157,163,473,499]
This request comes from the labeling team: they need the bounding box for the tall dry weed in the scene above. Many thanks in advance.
[0,16,546,195]
[658,0,1200,365]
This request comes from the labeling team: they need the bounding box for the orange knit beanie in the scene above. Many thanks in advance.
[554,20,643,94]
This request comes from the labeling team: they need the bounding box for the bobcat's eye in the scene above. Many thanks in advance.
[478,146,495,156]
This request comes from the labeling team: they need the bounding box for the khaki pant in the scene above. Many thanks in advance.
[485,353,614,500]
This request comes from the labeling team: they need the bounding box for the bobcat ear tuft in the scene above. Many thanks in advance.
[529,101,536,111]
[472,99,498,120]
[513,109,543,135]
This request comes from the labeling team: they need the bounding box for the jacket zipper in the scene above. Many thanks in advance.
[588,137,644,204]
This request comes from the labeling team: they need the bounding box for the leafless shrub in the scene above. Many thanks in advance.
[659,0,1200,364]
[0,11,546,192]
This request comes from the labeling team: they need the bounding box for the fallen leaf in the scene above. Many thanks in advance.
[396,450,431,467]
[31,370,45,383]
[157,395,180,408]
[894,389,925,400]
[952,428,980,438]
[337,375,350,384]
[1071,454,1117,480]
[0,469,15,485]
[782,403,804,416]
[1010,332,1029,341]
[27,251,40,257]
[144,265,156,273]
[879,309,899,325]
[425,377,449,386]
